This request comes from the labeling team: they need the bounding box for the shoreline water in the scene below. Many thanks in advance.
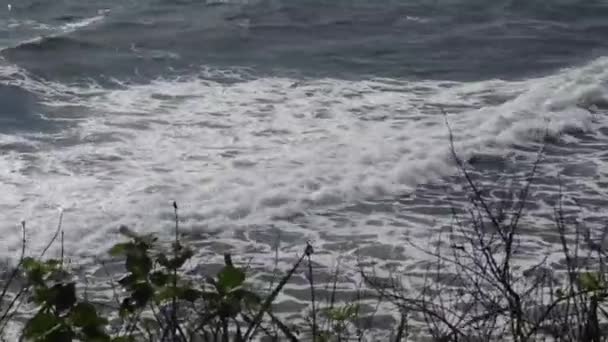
[1,1,608,339]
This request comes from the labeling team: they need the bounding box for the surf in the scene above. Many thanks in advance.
[0,55,605,257]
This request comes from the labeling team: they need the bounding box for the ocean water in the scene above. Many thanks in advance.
[1,0,608,275]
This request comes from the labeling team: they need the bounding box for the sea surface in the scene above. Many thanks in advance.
[1,0,608,285]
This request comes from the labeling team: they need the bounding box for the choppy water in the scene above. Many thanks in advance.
[1,0,608,282]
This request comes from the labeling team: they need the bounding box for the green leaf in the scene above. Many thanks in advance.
[118,225,157,247]
[200,291,221,303]
[217,298,242,318]
[49,283,77,313]
[108,243,133,257]
[156,248,193,270]
[149,271,169,287]
[44,259,62,269]
[180,288,203,302]
[118,274,137,289]
[125,250,152,278]
[139,233,158,246]
[132,282,154,307]
[33,287,51,305]
[23,258,62,283]
[157,253,170,268]
[231,289,261,307]
[112,337,135,342]
[119,299,135,318]
[155,286,179,303]
[71,302,107,328]
[217,266,245,292]
[24,310,61,338]
[23,257,41,271]
[322,304,359,322]
[580,272,602,292]
[81,325,110,341]
[23,310,74,342]
[23,258,47,285]
[155,286,201,303]
[46,327,74,342]
[174,248,194,268]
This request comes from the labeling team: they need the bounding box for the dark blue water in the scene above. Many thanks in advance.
[2,0,607,134]
[3,0,608,83]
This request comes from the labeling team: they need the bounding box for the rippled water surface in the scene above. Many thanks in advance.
[1,1,607,290]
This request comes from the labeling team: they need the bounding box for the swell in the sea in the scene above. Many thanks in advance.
[0,52,606,262]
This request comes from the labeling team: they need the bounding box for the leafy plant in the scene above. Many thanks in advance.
[105,220,279,341]
[319,304,360,341]
[22,258,112,342]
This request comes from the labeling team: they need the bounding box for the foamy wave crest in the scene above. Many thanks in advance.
[1,13,107,52]
[0,57,607,257]
[0,61,98,104]
[59,12,107,32]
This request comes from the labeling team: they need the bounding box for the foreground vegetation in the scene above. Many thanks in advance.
[2,137,608,341]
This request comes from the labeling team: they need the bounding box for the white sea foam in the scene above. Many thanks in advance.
[59,14,106,32]
[0,57,607,258]
[2,13,107,51]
